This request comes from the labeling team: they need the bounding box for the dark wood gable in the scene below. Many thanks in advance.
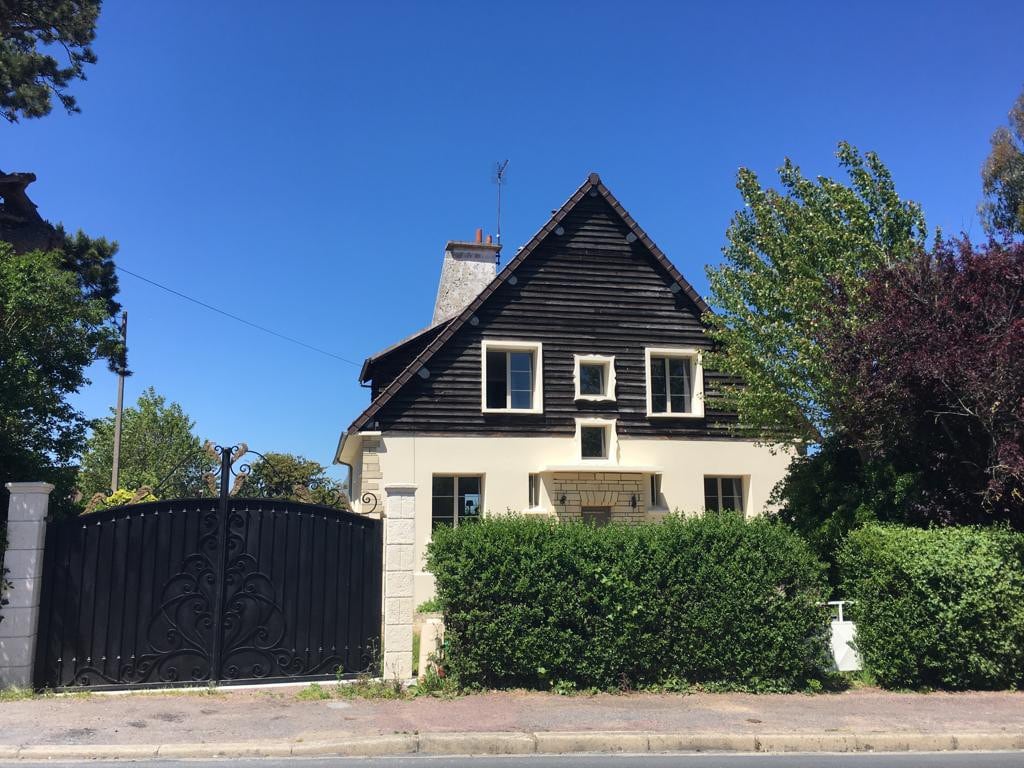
[354,181,738,439]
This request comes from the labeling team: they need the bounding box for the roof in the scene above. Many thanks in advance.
[347,172,712,434]
[358,319,453,384]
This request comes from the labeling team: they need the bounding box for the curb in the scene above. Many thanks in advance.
[1,731,1023,760]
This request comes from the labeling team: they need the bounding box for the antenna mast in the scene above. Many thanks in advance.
[494,159,509,246]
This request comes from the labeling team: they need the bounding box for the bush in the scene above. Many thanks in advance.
[427,513,831,692]
[838,524,1024,690]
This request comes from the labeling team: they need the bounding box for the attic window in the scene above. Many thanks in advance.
[481,340,543,414]
[644,347,705,418]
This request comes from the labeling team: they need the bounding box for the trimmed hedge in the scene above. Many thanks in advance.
[427,514,831,692]
[839,524,1024,690]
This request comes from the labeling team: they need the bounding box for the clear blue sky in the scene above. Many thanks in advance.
[5,1,1023,482]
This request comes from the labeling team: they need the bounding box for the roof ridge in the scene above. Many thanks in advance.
[345,173,710,434]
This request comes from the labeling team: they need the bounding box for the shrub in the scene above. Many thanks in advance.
[427,513,830,692]
[838,524,1024,690]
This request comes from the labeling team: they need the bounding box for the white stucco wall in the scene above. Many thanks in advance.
[359,433,792,605]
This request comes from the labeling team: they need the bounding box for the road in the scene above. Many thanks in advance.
[3,754,1022,768]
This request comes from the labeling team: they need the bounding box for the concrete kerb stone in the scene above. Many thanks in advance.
[290,735,418,757]
[418,732,538,755]
[3,731,1024,759]
[534,731,650,754]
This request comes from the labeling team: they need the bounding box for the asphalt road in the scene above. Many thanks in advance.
[4,754,1022,768]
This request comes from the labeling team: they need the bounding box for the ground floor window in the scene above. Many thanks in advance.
[432,475,483,529]
[581,506,611,526]
[528,473,540,508]
[649,473,663,508]
[704,476,744,512]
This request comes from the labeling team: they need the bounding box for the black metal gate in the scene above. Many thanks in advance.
[33,447,382,690]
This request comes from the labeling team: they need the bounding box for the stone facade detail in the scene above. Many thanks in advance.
[382,484,416,680]
[550,472,649,523]
[0,482,53,688]
[360,434,383,518]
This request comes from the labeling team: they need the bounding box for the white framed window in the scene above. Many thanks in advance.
[481,340,544,413]
[644,347,704,418]
[432,475,483,530]
[573,354,616,401]
[703,476,744,513]
[649,473,664,509]
[528,473,541,508]
[575,417,617,462]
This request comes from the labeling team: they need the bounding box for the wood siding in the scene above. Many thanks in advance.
[366,194,738,438]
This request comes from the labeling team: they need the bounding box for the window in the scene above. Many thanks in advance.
[528,473,541,508]
[704,476,744,513]
[645,348,704,418]
[581,507,611,526]
[576,417,617,462]
[573,355,616,401]
[649,473,663,508]
[581,426,606,459]
[432,475,483,529]
[481,340,543,413]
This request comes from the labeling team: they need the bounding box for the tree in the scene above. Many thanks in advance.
[981,86,1024,236]
[0,0,102,122]
[824,237,1024,528]
[78,387,212,499]
[236,451,348,509]
[705,142,927,445]
[770,438,921,585]
[0,242,118,513]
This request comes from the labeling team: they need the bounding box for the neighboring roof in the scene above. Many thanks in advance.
[358,319,453,384]
[347,172,712,434]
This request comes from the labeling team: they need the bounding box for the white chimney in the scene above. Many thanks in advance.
[432,228,500,324]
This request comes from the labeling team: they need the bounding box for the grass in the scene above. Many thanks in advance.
[412,631,421,677]
[0,686,39,702]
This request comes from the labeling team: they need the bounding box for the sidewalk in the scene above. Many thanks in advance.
[1,686,1023,759]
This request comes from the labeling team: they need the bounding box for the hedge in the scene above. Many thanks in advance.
[427,513,831,692]
[838,524,1024,690]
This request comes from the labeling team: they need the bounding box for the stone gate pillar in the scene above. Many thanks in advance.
[382,484,416,680]
[0,482,53,688]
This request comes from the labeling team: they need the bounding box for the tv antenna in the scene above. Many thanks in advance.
[493,159,509,247]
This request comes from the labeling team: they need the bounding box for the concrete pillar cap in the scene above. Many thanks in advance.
[5,482,55,494]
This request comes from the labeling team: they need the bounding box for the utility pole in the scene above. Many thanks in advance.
[110,311,127,493]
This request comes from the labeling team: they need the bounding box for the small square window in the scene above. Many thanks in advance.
[581,426,607,459]
[574,355,615,401]
[579,364,604,395]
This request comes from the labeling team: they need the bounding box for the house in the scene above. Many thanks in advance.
[335,173,792,603]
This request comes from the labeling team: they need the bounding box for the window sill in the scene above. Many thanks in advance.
[575,395,616,403]
[482,407,544,415]
[646,411,704,419]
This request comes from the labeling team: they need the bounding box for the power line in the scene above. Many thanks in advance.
[115,266,361,366]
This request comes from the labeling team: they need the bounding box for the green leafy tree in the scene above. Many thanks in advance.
[981,85,1024,236]
[0,0,102,122]
[237,451,348,509]
[0,242,119,513]
[704,142,927,444]
[78,387,211,499]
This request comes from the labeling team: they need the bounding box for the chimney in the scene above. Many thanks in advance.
[432,230,501,324]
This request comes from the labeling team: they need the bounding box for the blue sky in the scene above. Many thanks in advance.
[5,1,1023,482]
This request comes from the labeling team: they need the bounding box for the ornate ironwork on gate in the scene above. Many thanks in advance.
[34,445,383,690]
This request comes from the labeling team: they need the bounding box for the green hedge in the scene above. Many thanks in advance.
[839,524,1024,690]
[427,514,831,692]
